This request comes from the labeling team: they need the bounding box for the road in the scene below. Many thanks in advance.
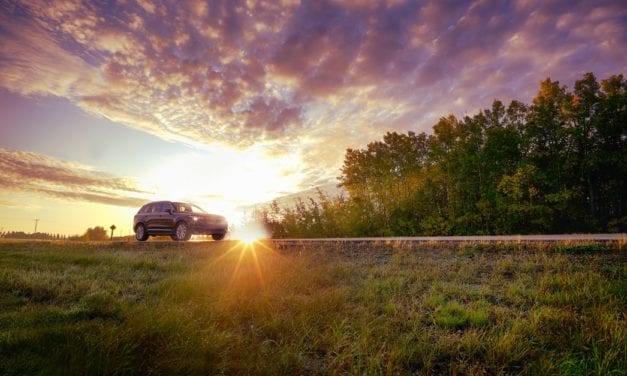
[268,233,625,243]
[2,234,623,244]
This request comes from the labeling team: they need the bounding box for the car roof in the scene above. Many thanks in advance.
[142,201,171,207]
[144,201,197,206]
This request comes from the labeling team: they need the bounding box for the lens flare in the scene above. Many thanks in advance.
[231,220,269,244]
[239,232,261,244]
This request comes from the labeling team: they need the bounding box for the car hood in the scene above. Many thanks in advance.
[193,213,226,221]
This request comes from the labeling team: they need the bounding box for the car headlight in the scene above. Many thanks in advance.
[192,216,198,221]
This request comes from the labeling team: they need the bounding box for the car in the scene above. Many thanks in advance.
[133,201,228,241]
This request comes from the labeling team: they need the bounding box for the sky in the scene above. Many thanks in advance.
[0,0,625,236]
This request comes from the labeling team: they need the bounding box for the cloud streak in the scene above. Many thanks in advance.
[0,148,149,208]
[0,0,625,187]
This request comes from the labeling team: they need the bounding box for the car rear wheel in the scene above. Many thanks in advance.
[135,224,149,241]
[174,221,191,241]
[212,233,225,241]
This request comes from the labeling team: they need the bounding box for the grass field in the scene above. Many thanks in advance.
[0,240,625,375]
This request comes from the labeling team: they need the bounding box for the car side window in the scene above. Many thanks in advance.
[154,203,165,213]
[154,202,173,213]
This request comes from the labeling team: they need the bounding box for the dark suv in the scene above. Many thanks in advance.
[133,201,228,241]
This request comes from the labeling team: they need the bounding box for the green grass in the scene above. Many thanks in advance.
[0,240,624,375]
[433,301,489,329]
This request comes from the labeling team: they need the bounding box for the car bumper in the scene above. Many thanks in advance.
[189,221,228,235]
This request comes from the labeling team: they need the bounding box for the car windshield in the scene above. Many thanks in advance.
[175,203,207,213]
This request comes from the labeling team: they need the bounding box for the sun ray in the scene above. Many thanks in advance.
[228,244,247,287]
[249,244,265,287]
[209,240,245,266]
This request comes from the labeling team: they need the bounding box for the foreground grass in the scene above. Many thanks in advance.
[0,240,624,375]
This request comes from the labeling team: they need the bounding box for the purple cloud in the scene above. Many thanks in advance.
[0,148,148,207]
[0,0,624,187]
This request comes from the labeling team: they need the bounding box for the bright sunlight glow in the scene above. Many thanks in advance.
[141,146,305,206]
[231,220,270,244]
[139,146,306,227]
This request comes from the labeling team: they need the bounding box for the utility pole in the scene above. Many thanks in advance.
[34,219,39,234]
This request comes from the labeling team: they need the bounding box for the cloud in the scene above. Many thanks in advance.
[0,199,41,211]
[0,7,99,98]
[0,0,625,187]
[36,188,148,208]
[0,148,149,208]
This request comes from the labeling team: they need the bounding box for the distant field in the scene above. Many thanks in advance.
[0,240,624,375]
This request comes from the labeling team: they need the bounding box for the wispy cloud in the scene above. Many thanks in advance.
[0,148,149,208]
[0,199,41,211]
[0,0,624,185]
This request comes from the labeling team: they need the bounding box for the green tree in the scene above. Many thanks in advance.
[264,73,626,237]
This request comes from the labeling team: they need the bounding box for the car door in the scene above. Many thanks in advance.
[137,203,153,229]
[160,202,177,230]
[146,203,163,232]
[155,202,172,233]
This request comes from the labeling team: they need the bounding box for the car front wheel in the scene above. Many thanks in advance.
[174,222,191,241]
[212,233,225,241]
[135,224,149,241]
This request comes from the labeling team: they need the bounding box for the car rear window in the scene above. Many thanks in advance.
[139,204,152,214]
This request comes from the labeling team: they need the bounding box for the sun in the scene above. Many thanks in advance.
[239,231,261,245]
[234,222,268,245]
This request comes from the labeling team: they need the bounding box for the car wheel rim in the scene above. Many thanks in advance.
[176,223,187,240]
[136,226,144,239]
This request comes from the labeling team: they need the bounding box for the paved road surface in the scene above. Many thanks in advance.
[5,234,622,243]
[269,234,625,243]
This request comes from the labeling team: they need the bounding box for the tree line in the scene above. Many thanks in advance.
[1,231,67,240]
[260,73,626,237]
[1,226,122,241]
